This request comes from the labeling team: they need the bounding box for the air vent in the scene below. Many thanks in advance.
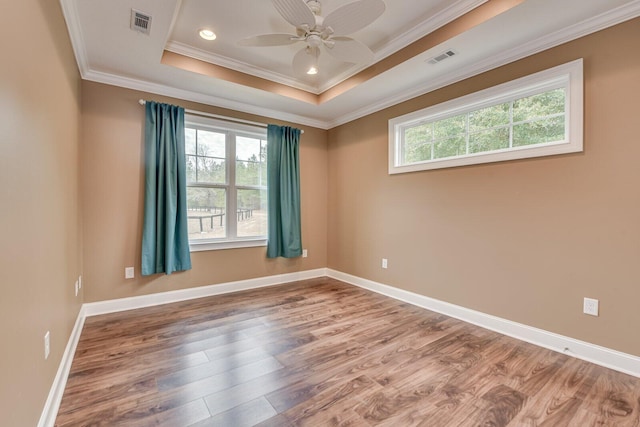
[427,49,456,65]
[130,9,152,35]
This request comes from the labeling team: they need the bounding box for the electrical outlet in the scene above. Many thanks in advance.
[302,249,308,258]
[75,280,79,297]
[382,258,388,269]
[583,297,599,316]
[44,331,50,360]
[125,267,135,279]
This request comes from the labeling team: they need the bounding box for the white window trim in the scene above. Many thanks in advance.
[388,59,583,174]
[185,115,268,252]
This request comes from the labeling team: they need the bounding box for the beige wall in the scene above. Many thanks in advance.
[0,0,82,425]
[81,82,328,302]
[328,18,640,357]
[2,4,638,422]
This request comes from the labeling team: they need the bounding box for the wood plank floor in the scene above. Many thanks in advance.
[55,278,640,426]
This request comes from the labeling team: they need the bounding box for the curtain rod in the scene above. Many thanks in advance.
[138,99,303,134]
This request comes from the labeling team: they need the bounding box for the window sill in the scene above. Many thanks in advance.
[189,238,267,252]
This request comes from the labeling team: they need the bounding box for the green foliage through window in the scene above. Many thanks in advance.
[401,88,566,164]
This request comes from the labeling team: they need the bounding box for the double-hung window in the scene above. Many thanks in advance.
[389,59,583,173]
[185,115,268,251]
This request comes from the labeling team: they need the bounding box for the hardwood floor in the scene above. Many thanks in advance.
[55,278,640,426]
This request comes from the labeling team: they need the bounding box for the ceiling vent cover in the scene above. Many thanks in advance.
[427,49,456,65]
[130,9,152,35]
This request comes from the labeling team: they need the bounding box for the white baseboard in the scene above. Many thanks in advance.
[37,306,86,427]
[327,269,640,378]
[83,268,328,317]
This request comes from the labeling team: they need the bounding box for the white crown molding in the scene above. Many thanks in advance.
[59,0,88,76]
[373,0,487,61]
[82,268,328,316]
[37,307,86,427]
[326,269,640,378]
[316,0,489,92]
[165,41,322,94]
[165,0,487,96]
[327,0,640,128]
[83,69,330,129]
[61,0,640,130]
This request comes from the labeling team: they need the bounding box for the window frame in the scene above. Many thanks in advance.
[388,59,584,174]
[185,115,268,252]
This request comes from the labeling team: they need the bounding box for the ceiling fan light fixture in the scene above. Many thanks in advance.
[199,29,216,41]
[242,0,385,76]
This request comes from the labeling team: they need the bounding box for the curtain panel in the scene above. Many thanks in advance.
[141,101,192,275]
[266,124,302,258]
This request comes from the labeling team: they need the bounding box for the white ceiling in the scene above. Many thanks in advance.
[61,0,640,129]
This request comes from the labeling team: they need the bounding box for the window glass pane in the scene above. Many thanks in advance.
[403,123,433,163]
[236,137,266,186]
[185,128,196,155]
[237,189,267,237]
[434,114,466,139]
[185,121,268,246]
[260,141,267,185]
[236,160,261,186]
[260,162,267,186]
[469,127,509,154]
[469,103,510,132]
[187,187,226,240]
[197,157,225,184]
[186,155,196,182]
[198,130,226,157]
[434,136,467,159]
[390,61,582,173]
[404,123,432,144]
[513,88,565,122]
[513,116,565,147]
[404,142,432,163]
[236,136,262,161]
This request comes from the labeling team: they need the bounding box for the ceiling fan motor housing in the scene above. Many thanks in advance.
[307,34,323,47]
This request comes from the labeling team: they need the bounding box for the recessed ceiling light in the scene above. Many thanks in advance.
[199,29,216,41]
[306,66,318,75]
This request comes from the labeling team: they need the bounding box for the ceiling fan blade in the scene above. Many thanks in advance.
[237,34,300,47]
[323,0,385,36]
[292,46,319,76]
[325,37,374,64]
[271,0,316,29]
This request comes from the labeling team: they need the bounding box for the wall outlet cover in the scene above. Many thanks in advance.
[125,267,135,279]
[583,297,599,316]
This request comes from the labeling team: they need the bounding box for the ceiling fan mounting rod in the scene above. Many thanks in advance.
[305,0,322,15]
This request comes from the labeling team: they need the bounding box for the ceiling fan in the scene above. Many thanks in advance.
[238,0,386,76]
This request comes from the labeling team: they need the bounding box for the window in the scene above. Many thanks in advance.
[185,115,268,251]
[389,59,583,174]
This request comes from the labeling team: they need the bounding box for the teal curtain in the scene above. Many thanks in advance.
[267,124,302,258]
[141,101,192,275]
